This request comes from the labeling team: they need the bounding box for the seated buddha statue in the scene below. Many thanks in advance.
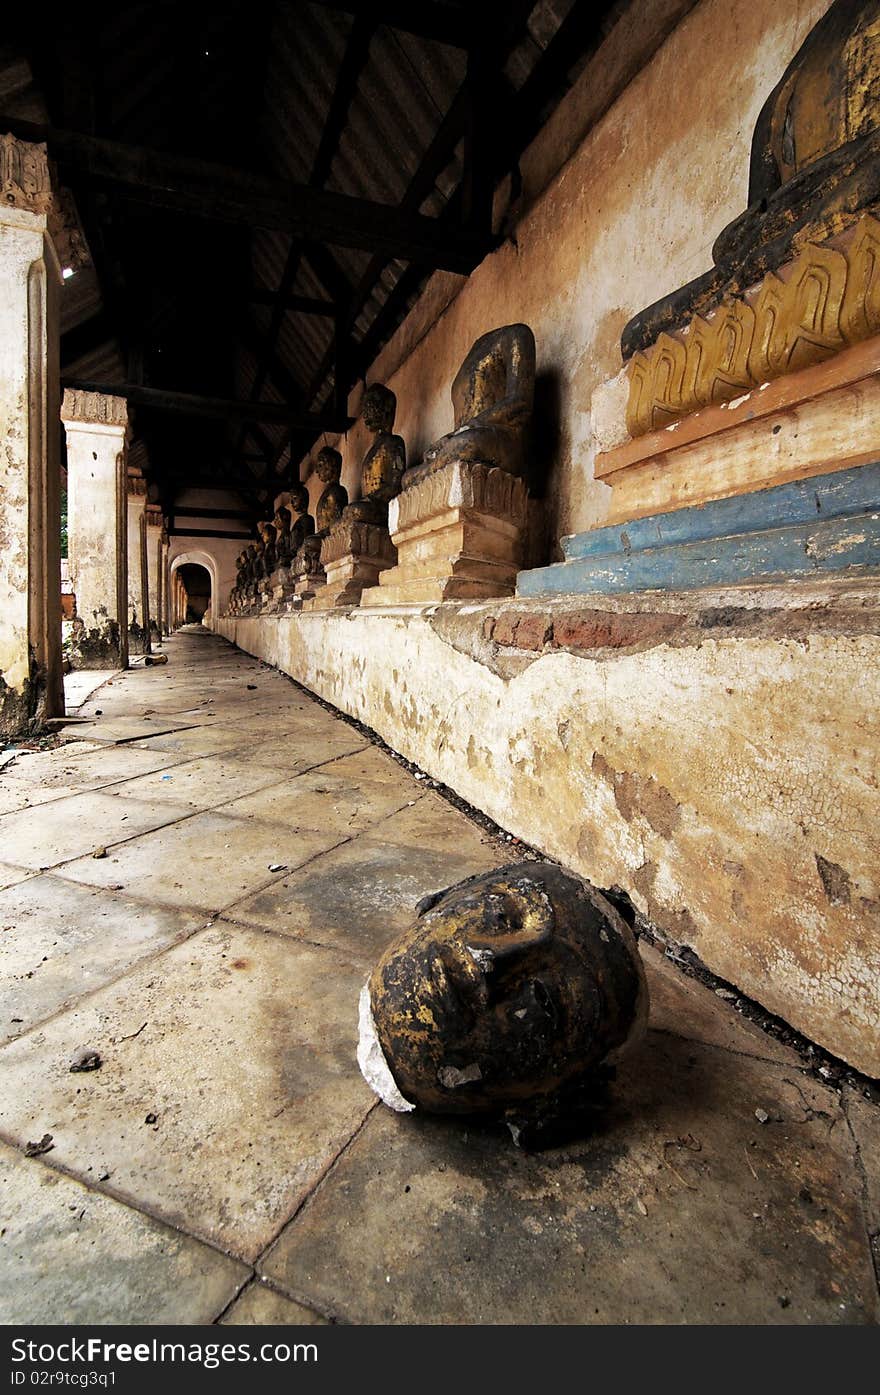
[285,484,312,552]
[257,520,277,577]
[622,0,880,359]
[403,323,536,489]
[273,506,294,569]
[313,446,348,535]
[343,383,406,527]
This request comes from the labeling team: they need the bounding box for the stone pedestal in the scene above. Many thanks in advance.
[360,460,528,607]
[62,390,130,668]
[306,520,397,609]
[0,135,64,735]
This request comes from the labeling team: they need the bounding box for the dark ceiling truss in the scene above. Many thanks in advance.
[4,118,494,273]
[59,377,351,432]
[303,1,473,49]
[294,0,615,450]
[5,0,622,512]
[233,9,377,484]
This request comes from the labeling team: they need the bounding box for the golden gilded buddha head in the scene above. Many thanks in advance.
[358,862,648,1123]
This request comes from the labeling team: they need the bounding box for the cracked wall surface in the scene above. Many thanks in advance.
[220,581,880,1077]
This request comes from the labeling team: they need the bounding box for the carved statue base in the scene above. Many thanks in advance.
[360,459,529,607]
[305,521,397,610]
[293,568,326,602]
[597,334,880,524]
[266,566,297,612]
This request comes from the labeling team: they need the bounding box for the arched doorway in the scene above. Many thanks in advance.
[169,552,218,630]
[177,563,211,623]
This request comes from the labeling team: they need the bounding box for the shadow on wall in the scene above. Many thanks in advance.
[523,368,563,569]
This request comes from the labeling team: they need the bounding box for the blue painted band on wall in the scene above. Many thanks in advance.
[559,462,880,561]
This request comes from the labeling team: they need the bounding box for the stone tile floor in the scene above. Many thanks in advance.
[0,627,877,1325]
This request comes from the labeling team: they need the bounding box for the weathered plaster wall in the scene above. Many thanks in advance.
[220,585,880,1077]
[298,0,831,554]
[126,494,146,640]
[64,419,127,669]
[0,205,63,733]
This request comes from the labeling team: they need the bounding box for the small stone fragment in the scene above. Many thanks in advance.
[24,1133,54,1157]
[144,1112,158,1125]
[92,847,108,859]
[755,1107,770,1124]
[69,1049,102,1073]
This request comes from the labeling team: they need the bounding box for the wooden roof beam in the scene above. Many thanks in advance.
[3,118,494,273]
[60,378,352,431]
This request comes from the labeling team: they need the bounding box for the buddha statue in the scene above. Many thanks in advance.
[288,483,315,555]
[403,324,536,488]
[273,506,294,569]
[344,383,406,526]
[623,0,880,362]
[358,861,648,1142]
[313,446,348,535]
[257,520,277,577]
[242,545,259,608]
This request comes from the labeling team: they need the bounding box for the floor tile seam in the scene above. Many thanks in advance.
[646,1024,812,1073]
[210,1276,260,1325]
[13,795,343,876]
[840,1096,880,1299]
[0,918,214,1046]
[205,785,423,835]
[0,1129,256,1274]
[215,915,372,972]
[200,741,373,773]
[211,1275,333,1326]
[38,867,217,918]
[6,798,230,872]
[65,721,207,743]
[168,766,384,820]
[213,833,359,916]
[0,748,240,813]
[253,1101,380,1292]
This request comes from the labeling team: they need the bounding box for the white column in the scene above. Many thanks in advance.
[126,475,147,652]
[61,390,130,669]
[0,134,64,735]
[146,509,162,639]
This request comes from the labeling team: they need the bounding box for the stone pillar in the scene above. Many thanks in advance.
[61,390,130,669]
[126,472,148,653]
[146,508,162,638]
[139,510,151,653]
[0,135,64,736]
[158,531,169,638]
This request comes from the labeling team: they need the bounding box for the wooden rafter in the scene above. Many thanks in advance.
[60,378,352,431]
[3,118,494,272]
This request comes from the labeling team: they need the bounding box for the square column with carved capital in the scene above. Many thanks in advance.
[61,389,130,669]
[360,460,528,607]
[0,134,64,735]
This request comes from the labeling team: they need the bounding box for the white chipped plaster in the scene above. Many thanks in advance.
[0,215,48,693]
[220,609,880,1077]
[63,418,127,637]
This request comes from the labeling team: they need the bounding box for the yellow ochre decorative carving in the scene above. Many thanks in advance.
[626,213,880,438]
